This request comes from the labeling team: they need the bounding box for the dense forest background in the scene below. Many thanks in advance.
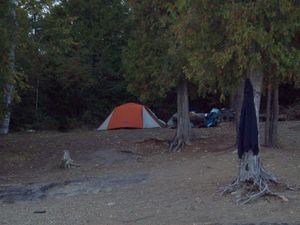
[0,0,299,132]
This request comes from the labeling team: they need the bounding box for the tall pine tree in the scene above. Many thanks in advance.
[123,0,192,151]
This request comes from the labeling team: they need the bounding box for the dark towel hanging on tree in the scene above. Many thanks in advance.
[238,78,259,159]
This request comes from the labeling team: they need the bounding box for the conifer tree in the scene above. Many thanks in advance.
[177,0,300,203]
[123,1,192,151]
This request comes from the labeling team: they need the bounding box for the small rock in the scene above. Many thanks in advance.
[195,197,202,203]
[279,195,289,202]
[107,202,115,206]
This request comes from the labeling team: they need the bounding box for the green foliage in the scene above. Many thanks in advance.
[176,0,300,97]
[44,0,132,126]
[11,0,135,130]
[123,0,187,101]
[10,0,53,128]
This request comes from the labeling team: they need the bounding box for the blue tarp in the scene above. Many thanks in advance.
[167,108,222,128]
[204,108,221,128]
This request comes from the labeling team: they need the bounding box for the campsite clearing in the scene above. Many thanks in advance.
[0,121,300,225]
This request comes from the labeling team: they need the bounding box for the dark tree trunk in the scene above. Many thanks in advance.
[264,82,279,147]
[35,77,40,112]
[0,0,16,134]
[264,83,272,146]
[234,78,245,144]
[169,78,192,152]
[270,84,279,147]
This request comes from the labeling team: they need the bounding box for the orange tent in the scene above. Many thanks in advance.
[97,103,165,130]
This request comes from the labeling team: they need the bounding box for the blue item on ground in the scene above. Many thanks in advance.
[204,108,221,128]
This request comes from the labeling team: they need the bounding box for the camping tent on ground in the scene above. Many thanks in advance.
[97,103,165,130]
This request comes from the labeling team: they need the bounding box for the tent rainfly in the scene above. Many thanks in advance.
[97,103,165,130]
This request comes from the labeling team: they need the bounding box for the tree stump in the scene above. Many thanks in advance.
[60,150,80,169]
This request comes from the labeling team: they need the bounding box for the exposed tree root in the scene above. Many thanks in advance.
[222,175,289,205]
[60,150,80,169]
[222,152,292,204]
[169,137,184,152]
[169,136,191,152]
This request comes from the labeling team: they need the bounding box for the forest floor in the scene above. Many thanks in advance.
[0,121,300,225]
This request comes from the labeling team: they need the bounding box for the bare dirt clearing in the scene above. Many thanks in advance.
[0,122,299,225]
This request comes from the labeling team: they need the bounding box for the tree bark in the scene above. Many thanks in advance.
[0,0,16,134]
[270,83,279,147]
[250,69,263,130]
[264,83,272,146]
[264,82,279,147]
[35,78,40,112]
[0,85,13,134]
[169,78,192,152]
[234,78,245,144]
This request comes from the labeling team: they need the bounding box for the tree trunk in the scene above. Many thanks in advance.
[0,0,16,135]
[264,83,272,146]
[239,151,260,182]
[264,82,279,147]
[224,68,279,204]
[250,69,263,130]
[35,77,40,112]
[270,84,279,147]
[0,85,13,134]
[238,68,263,181]
[234,78,245,144]
[169,78,192,152]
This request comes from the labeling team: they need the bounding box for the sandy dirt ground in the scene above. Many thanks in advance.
[0,121,300,225]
